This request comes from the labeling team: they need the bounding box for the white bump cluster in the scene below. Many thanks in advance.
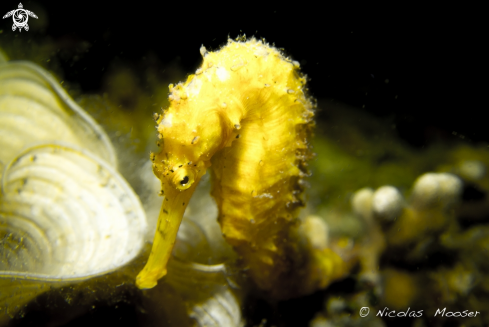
[372,186,404,221]
[459,160,486,181]
[351,187,374,220]
[302,215,329,249]
[411,172,463,209]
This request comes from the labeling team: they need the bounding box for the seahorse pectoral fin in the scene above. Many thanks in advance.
[135,183,198,289]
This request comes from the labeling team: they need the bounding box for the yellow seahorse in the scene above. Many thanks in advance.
[136,37,349,298]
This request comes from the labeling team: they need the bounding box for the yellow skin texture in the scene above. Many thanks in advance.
[136,38,348,298]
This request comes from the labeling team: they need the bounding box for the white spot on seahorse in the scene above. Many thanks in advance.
[186,77,202,98]
[254,193,273,199]
[254,45,269,59]
[216,66,230,81]
[169,83,183,101]
[200,45,208,58]
[231,60,247,71]
[160,113,173,128]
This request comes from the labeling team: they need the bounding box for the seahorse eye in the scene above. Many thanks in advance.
[180,176,189,186]
[172,168,195,191]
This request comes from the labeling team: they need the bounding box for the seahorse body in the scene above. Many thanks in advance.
[136,38,345,297]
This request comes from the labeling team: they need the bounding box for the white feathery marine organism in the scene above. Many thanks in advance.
[0,59,147,321]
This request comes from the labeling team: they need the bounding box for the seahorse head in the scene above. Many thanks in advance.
[136,70,237,289]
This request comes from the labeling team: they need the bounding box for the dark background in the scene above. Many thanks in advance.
[2,2,486,145]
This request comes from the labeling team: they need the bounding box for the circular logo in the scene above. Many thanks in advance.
[3,3,38,32]
[359,307,370,317]
[13,10,28,27]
